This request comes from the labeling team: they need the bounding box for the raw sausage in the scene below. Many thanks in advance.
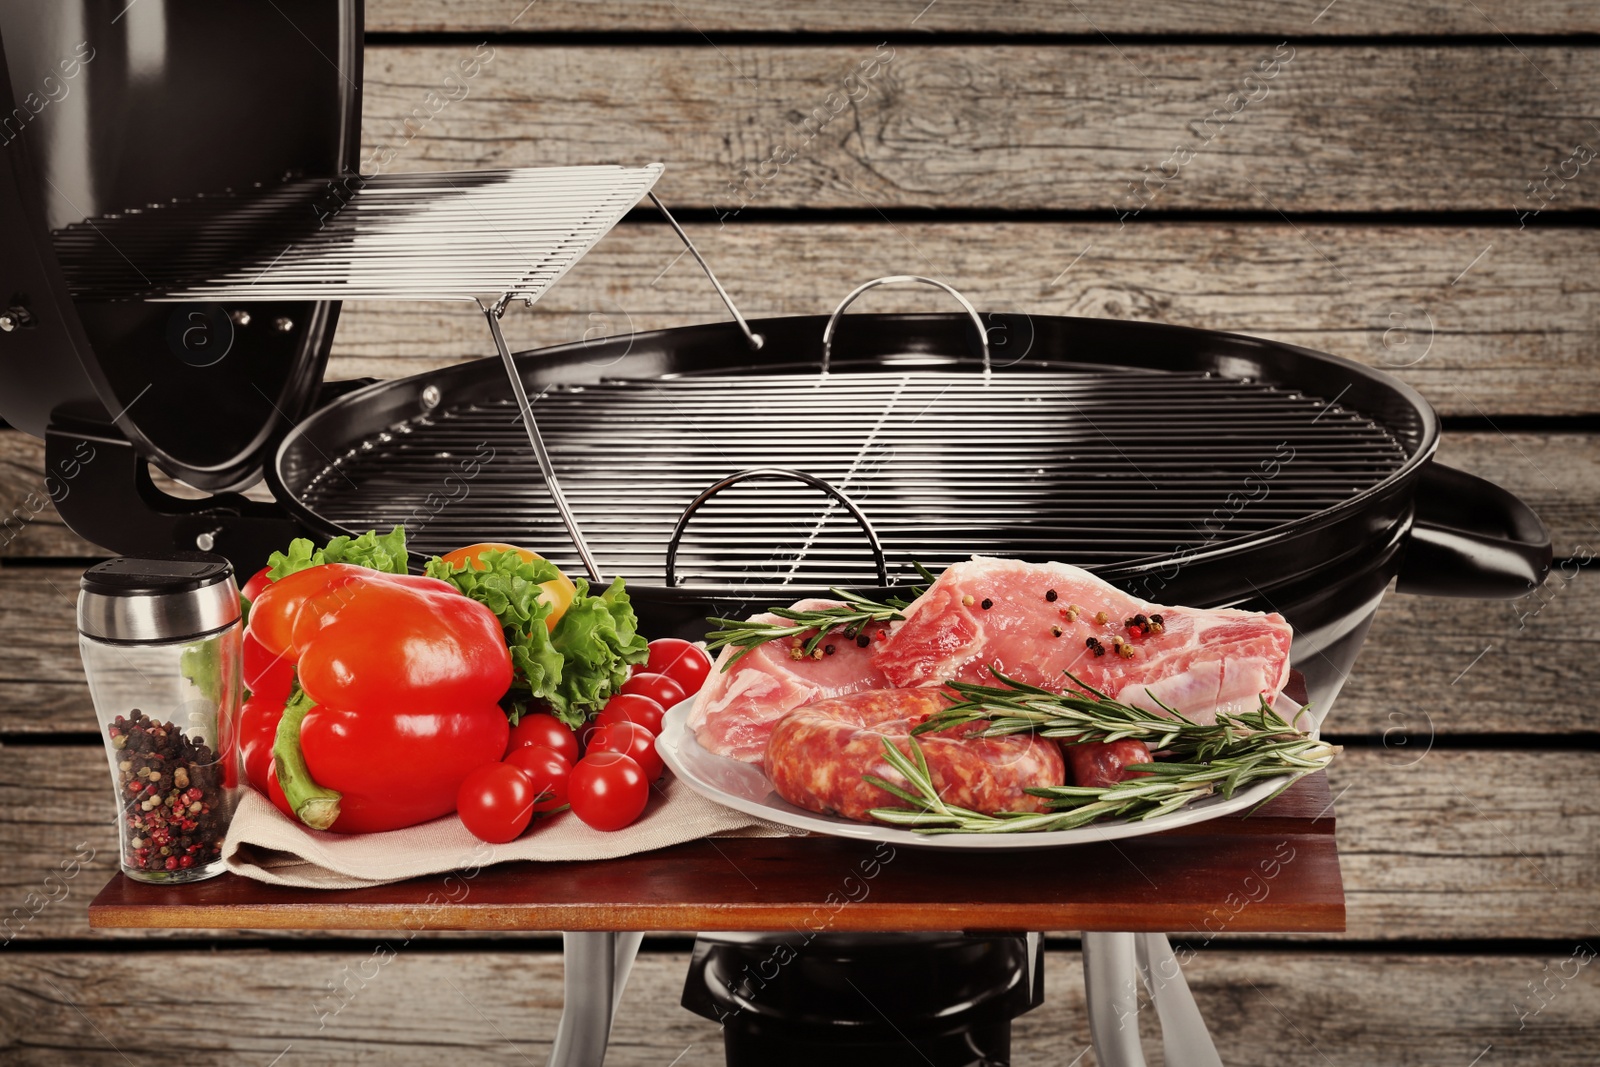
[1064,738,1152,788]
[765,688,1066,823]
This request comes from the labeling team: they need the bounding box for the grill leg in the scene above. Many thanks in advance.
[1083,932,1225,1067]
[1135,933,1223,1067]
[546,931,643,1067]
[1082,932,1149,1067]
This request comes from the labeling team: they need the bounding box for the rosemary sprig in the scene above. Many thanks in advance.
[703,563,938,670]
[866,670,1339,834]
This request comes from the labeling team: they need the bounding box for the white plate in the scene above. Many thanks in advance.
[656,693,1322,851]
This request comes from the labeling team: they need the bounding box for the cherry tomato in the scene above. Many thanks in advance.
[238,693,287,794]
[620,671,687,711]
[243,629,294,704]
[439,542,577,633]
[456,762,537,844]
[569,752,649,831]
[504,745,571,813]
[507,712,580,765]
[595,693,666,737]
[645,638,713,697]
[240,566,274,606]
[585,720,664,781]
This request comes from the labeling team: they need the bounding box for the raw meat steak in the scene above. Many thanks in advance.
[873,557,1292,724]
[688,599,891,764]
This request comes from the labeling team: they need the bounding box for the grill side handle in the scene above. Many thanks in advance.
[664,469,889,588]
[1395,462,1553,599]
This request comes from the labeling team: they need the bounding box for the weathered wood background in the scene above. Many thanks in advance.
[3,1,1597,1063]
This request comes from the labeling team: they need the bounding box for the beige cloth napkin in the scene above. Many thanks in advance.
[222,775,797,889]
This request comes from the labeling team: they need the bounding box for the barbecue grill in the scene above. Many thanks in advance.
[0,5,1554,1065]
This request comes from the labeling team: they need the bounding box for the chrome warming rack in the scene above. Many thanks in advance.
[51,164,764,585]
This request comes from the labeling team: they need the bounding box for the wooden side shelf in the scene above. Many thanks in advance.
[90,774,1342,935]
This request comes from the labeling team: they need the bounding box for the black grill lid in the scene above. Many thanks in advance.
[271,312,1429,603]
[0,0,361,490]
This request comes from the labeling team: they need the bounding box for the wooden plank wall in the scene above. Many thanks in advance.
[3,1,1597,1063]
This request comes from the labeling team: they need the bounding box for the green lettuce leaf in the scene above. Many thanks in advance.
[266,527,410,581]
[547,577,649,724]
[264,538,320,581]
[423,549,564,623]
[427,550,648,728]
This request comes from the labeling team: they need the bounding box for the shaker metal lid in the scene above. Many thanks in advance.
[77,554,239,643]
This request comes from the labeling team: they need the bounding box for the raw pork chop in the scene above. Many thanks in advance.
[689,599,891,764]
[873,557,1292,723]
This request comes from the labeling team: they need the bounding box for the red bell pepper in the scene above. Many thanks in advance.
[242,629,294,705]
[237,631,294,795]
[238,692,285,794]
[236,570,292,794]
[247,564,512,833]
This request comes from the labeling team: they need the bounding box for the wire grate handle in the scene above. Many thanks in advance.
[664,468,889,588]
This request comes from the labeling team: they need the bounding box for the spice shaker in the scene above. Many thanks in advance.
[78,555,243,883]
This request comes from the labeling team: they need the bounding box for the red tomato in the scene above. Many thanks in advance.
[620,671,687,711]
[240,566,274,605]
[457,763,537,844]
[507,713,580,765]
[238,693,286,794]
[595,693,666,737]
[569,752,648,831]
[585,721,664,781]
[242,630,294,704]
[645,638,713,696]
[576,719,604,753]
[504,745,571,813]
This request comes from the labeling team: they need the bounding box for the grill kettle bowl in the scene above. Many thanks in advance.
[265,312,1551,714]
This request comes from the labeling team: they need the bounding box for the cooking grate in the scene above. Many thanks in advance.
[52,165,664,302]
[287,367,1409,591]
